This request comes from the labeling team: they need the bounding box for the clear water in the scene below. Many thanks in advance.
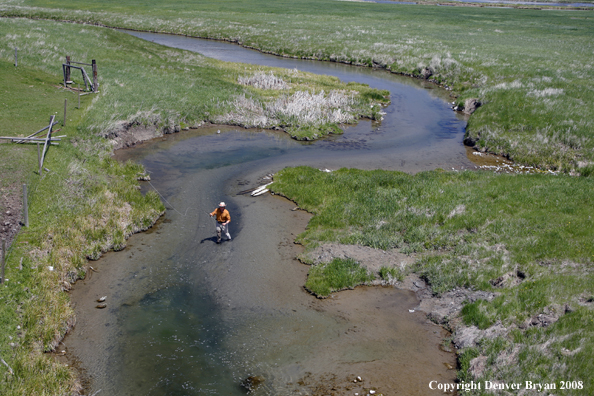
[66,34,467,395]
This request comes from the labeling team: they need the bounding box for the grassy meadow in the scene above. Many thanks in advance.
[271,167,594,393]
[1,0,594,170]
[0,17,387,394]
[0,57,165,394]
[1,0,593,393]
[0,17,387,141]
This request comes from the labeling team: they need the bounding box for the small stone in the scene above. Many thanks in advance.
[96,303,107,309]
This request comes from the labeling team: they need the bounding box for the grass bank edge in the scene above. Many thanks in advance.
[2,2,593,171]
[270,166,594,389]
[0,17,390,143]
[0,18,391,392]
[0,61,165,394]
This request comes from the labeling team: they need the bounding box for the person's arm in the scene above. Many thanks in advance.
[223,211,231,225]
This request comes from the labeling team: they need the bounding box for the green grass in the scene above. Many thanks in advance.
[1,0,593,169]
[271,166,594,393]
[0,32,168,396]
[1,1,594,392]
[0,19,388,394]
[0,60,75,192]
[0,18,387,141]
[305,257,375,297]
[379,265,405,282]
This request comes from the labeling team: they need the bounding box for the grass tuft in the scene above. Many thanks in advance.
[305,258,374,297]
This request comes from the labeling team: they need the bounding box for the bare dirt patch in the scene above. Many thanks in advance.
[299,242,416,274]
[0,184,23,253]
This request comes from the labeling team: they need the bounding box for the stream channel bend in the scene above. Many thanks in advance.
[66,31,475,395]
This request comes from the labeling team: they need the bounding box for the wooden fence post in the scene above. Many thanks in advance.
[37,142,41,175]
[23,184,29,227]
[92,60,98,92]
[66,56,71,83]
[1,239,5,284]
[39,116,55,173]
[14,48,17,67]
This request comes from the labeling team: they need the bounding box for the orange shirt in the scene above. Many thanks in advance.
[211,208,231,223]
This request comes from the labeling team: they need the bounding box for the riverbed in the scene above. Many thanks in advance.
[64,33,474,395]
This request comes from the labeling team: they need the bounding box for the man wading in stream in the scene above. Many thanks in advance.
[210,202,232,244]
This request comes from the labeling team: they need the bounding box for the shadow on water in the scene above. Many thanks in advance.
[66,33,470,395]
[116,284,245,395]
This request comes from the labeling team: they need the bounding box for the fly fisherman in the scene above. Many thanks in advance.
[210,202,232,244]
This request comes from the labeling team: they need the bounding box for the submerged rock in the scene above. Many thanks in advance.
[241,375,265,392]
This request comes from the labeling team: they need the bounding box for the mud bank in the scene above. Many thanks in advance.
[299,243,499,351]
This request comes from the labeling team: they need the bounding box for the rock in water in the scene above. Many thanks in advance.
[241,375,265,392]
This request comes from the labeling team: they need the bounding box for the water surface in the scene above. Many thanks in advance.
[67,33,470,395]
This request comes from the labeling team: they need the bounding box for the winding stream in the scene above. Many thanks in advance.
[66,32,475,395]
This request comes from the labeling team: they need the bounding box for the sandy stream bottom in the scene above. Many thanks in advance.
[60,126,465,395]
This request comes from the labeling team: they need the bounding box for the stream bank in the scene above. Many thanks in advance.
[63,123,469,395]
[62,31,480,395]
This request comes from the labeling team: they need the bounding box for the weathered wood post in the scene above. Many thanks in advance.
[78,84,81,109]
[39,115,55,173]
[23,184,29,227]
[65,56,71,83]
[63,99,67,126]
[14,48,17,67]
[37,142,41,175]
[0,239,5,284]
[92,59,98,92]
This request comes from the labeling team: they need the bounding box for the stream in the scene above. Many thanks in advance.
[65,32,475,395]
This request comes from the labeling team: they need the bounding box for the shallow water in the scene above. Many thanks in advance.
[66,34,471,395]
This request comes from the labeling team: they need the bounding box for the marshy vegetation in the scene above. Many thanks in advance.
[1,0,594,393]
[2,0,593,170]
[0,18,387,142]
[305,257,375,297]
[0,59,165,394]
[271,166,594,392]
[0,17,387,394]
